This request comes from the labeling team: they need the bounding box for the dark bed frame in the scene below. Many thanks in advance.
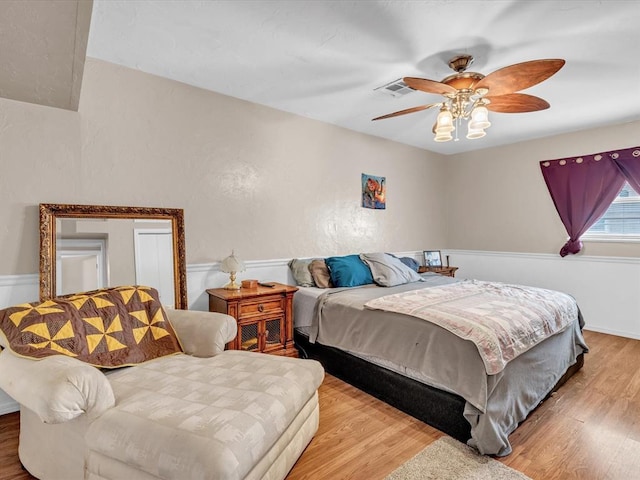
[294,328,584,443]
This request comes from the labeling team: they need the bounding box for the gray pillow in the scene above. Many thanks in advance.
[360,252,422,287]
[288,258,316,287]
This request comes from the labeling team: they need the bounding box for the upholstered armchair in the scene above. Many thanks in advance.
[0,292,324,480]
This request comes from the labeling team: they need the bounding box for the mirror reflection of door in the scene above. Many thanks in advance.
[56,239,108,296]
[43,206,185,309]
[134,228,175,308]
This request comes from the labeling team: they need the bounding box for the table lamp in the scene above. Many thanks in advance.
[220,250,245,290]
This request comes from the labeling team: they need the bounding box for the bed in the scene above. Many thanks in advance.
[293,270,587,456]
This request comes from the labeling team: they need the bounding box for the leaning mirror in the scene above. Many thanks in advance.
[39,204,187,309]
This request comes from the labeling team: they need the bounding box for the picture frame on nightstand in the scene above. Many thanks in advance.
[423,250,442,268]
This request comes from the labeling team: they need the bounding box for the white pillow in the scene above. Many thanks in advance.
[359,252,422,287]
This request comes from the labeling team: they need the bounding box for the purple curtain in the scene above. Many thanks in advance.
[540,152,625,256]
[612,147,640,194]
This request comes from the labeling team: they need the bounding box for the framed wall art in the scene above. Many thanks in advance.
[362,173,386,209]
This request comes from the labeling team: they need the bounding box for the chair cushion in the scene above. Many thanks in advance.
[85,351,324,480]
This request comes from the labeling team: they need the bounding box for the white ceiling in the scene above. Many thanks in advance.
[6,1,640,156]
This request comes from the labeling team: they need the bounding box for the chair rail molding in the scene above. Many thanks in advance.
[445,249,640,340]
[1,249,639,415]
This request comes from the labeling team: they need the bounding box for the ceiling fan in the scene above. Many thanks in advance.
[372,55,565,142]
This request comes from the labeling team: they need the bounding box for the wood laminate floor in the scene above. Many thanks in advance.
[1,331,638,480]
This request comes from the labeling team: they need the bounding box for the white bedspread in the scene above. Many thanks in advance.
[364,280,578,374]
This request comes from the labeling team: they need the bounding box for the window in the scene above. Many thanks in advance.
[584,181,640,238]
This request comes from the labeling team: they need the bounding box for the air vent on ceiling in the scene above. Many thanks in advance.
[374,78,415,98]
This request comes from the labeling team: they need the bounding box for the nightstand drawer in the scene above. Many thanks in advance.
[238,295,284,319]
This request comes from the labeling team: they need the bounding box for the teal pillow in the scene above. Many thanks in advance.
[325,255,374,287]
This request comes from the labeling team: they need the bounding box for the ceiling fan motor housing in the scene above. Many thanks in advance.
[441,72,485,92]
[448,54,474,73]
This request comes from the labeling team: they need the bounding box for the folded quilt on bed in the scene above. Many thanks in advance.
[364,280,578,374]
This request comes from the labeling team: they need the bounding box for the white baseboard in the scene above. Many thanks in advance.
[583,325,640,341]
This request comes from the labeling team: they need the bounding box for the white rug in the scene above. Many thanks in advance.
[385,437,532,480]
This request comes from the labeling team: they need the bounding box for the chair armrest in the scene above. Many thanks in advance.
[0,350,115,424]
[166,309,238,357]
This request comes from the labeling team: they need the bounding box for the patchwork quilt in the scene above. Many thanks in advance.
[0,286,182,368]
[365,279,578,375]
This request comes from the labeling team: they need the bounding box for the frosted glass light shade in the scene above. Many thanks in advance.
[466,126,486,139]
[434,131,453,142]
[435,108,454,133]
[469,105,491,130]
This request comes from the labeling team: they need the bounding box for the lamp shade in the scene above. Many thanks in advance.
[220,252,245,273]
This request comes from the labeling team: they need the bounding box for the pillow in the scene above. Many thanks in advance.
[309,259,333,288]
[399,256,420,272]
[360,252,422,287]
[385,253,420,272]
[0,286,182,368]
[288,258,316,287]
[325,255,374,288]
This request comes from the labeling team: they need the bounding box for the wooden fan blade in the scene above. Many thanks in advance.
[485,93,550,113]
[474,59,565,96]
[372,103,440,121]
[403,77,457,96]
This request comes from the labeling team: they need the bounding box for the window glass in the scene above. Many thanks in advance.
[586,181,640,235]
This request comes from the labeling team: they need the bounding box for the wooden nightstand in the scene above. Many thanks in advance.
[206,283,298,357]
[418,266,458,277]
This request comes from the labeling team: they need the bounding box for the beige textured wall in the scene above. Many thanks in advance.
[0,58,447,275]
[446,120,640,256]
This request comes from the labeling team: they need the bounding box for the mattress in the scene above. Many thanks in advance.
[293,277,461,397]
[293,286,326,329]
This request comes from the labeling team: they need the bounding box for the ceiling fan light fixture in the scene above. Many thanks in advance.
[466,126,486,140]
[434,131,453,142]
[372,56,565,145]
[469,105,491,130]
[435,108,454,133]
